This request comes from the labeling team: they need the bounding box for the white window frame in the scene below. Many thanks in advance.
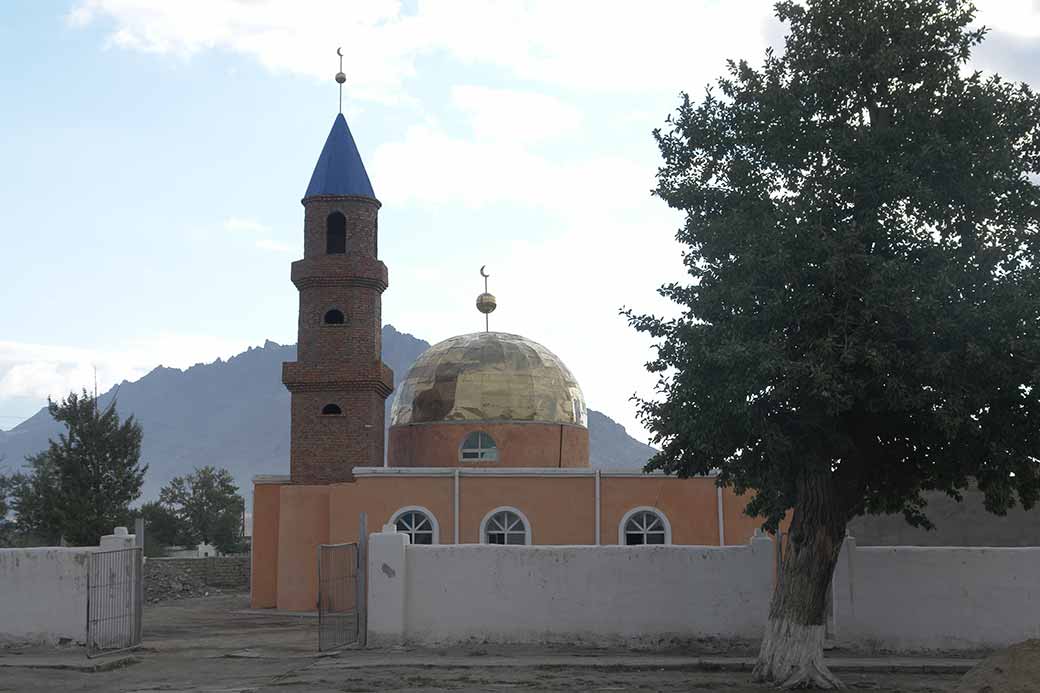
[389,506,440,545]
[459,430,499,463]
[479,506,532,546]
[618,506,672,545]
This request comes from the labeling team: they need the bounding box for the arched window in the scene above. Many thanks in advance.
[326,212,347,254]
[321,403,342,416]
[460,431,498,462]
[480,507,530,545]
[323,309,345,325]
[390,506,438,545]
[619,507,671,545]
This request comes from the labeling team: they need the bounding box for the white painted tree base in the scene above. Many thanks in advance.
[752,618,845,690]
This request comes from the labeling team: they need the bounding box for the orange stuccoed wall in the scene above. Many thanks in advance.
[251,472,788,611]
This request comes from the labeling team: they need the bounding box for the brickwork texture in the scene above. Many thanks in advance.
[284,194,393,484]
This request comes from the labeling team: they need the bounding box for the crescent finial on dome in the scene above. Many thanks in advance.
[476,265,496,331]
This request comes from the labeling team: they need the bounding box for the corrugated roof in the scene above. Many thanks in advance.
[304,113,375,199]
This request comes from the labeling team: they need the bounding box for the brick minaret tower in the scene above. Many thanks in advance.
[282,112,393,483]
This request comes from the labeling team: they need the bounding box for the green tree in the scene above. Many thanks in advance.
[628,1,1040,687]
[8,452,64,545]
[159,466,245,555]
[0,459,15,546]
[133,500,185,557]
[11,391,147,546]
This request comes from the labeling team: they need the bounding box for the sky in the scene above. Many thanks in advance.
[2,1,1039,443]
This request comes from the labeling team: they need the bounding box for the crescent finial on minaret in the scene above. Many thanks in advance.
[335,47,346,113]
[476,265,497,332]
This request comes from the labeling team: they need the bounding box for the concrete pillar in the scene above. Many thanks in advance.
[749,529,775,597]
[99,526,136,551]
[829,534,856,640]
[367,527,409,646]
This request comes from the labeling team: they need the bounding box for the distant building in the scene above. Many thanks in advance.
[164,543,218,559]
[250,108,766,612]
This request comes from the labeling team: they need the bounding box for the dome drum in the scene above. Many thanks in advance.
[388,420,589,469]
[387,331,590,469]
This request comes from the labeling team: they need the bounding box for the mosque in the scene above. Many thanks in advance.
[249,102,766,612]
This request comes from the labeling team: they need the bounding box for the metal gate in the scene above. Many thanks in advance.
[86,547,143,658]
[318,542,363,651]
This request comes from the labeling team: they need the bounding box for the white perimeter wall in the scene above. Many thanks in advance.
[0,529,137,646]
[0,548,92,645]
[369,531,775,646]
[831,539,1040,650]
[369,530,1040,651]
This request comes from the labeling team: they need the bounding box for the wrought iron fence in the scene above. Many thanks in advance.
[86,547,143,658]
[317,542,362,651]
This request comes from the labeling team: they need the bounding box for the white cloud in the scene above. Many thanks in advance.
[67,1,779,101]
[451,86,583,144]
[223,217,270,233]
[69,0,1030,101]
[255,239,295,253]
[975,1,1040,38]
[0,335,254,403]
[67,0,430,103]
[371,124,653,219]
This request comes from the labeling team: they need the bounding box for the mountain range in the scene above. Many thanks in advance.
[0,326,656,505]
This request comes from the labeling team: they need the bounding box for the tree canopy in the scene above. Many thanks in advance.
[0,460,15,546]
[10,391,147,546]
[628,0,1040,686]
[631,0,1040,531]
[159,466,245,555]
[133,500,184,557]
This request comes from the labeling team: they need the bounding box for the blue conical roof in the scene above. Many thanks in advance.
[304,113,375,199]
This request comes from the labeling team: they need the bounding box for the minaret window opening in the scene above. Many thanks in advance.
[326,212,347,254]
[321,403,342,416]
[323,309,346,325]
[460,431,498,462]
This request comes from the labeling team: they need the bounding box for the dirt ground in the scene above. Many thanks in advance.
[0,594,965,692]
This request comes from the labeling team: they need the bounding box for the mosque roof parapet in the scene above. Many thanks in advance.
[349,467,714,478]
[251,469,720,484]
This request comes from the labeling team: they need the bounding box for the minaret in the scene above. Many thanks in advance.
[283,55,393,484]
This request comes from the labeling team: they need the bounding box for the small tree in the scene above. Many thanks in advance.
[11,391,147,546]
[629,0,1040,687]
[160,466,244,555]
[9,452,64,545]
[133,501,185,557]
[0,461,15,546]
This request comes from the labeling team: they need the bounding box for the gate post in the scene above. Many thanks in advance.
[358,512,368,647]
[366,526,408,647]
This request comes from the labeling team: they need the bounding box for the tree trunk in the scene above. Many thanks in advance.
[753,472,848,689]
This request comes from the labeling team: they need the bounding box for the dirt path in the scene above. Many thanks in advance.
[0,595,963,692]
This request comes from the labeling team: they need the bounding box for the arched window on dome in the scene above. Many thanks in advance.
[326,211,347,254]
[321,403,342,416]
[619,507,671,545]
[323,309,345,325]
[390,506,438,545]
[481,507,530,545]
[460,431,498,462]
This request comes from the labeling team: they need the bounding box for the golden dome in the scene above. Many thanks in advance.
[389,332,587,427]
